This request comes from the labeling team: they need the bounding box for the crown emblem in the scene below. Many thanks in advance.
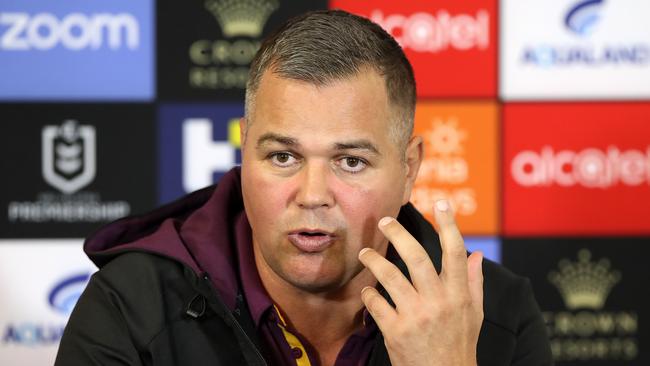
[548,249,620,310]
[204,0,279,38]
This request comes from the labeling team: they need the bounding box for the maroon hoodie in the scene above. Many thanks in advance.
[71,167,554,366]
[85,167,250,312]
[82,167,377,366]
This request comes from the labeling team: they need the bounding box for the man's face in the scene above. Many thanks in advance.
[241,68,421,293]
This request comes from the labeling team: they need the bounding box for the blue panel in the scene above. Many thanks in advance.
[465,236,501,263]
[0,0,154,100]
[157,103,244,204]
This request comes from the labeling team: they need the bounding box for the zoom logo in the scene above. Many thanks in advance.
[0,12,139,51]
[564,0,605,37]
[48,272,91,315]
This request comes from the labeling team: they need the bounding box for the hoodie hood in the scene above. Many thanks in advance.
[85,167,247,310]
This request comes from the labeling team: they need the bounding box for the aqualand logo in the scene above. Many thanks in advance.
[0,12,140,51]
[2,272,91,345]
[48,272,92,315]
[521,0,650,67]
[564,0,605,37]
[510,146,650,188]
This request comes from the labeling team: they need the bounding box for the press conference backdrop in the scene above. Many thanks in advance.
[0,0,648,364]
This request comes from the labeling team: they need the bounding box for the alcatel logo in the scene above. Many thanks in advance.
[511,146,650,188]
[370,9,489,53]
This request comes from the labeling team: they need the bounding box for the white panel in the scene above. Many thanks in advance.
[500,0,650,100]
[0,240,96,366]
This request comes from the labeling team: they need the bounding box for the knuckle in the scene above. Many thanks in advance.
[416,310,433,325]
[411,253,431,268]
[382,267,403,284]
[449,246,468,260]
[437,305,452,319]
[452,291,473,308]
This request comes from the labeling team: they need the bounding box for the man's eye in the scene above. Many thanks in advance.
[269,152,297,167]
[339,157,367,173]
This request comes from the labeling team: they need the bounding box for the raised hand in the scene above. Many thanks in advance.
[358,200,484,366]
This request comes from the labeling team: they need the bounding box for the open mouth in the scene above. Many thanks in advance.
[300,231,326,236]
[288,230,335,253]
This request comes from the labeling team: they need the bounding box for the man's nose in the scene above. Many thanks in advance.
[295,162,335,209]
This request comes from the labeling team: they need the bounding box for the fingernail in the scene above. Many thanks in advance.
[378,217,393,227]
[361,286,373,294]
[359,248,371,257]
[435,199,449,212]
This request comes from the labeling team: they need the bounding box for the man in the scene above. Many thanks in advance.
[56,10,553,366]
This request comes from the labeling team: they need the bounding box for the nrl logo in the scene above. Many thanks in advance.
[42,120,96,194]
[204,0,279,38]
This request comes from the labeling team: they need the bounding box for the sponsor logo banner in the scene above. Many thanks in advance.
[158,104,243,204]
[0,104,156,238]
[0,240,95,365]
[502,238,649,365]
[157,0,327,100]
[412,101,499,235]
[503,102,650,235]
[0,0,154,100]
[331,0,497,97]
[501,0,650,100]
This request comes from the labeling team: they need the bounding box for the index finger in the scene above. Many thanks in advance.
[377,216,440,295]
[433,199,469,290]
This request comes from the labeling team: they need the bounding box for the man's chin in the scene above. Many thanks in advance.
[279,266,350,294]
[278,261,367,295]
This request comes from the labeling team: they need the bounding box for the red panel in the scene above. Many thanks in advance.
[503,102,650,236]
[331,0,497,98]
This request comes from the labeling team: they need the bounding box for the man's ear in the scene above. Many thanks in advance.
[402,135,423,205]
[239,118,247,148]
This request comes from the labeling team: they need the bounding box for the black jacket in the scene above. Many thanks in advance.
[55,169,553,366]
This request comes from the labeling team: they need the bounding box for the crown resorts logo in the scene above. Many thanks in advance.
[204,0,279,38]
[564,0,605,37]
[188,0,279,90]
[543,249,638,362]
[548,249,620,310]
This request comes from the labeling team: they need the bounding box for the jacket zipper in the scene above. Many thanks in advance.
[201,275,268,366]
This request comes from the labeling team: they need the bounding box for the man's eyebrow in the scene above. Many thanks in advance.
[256,133,300,148]
[334,140,381,155]
[256,134,380,155]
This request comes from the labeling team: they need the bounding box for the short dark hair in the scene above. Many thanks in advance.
[245,9,416,148]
